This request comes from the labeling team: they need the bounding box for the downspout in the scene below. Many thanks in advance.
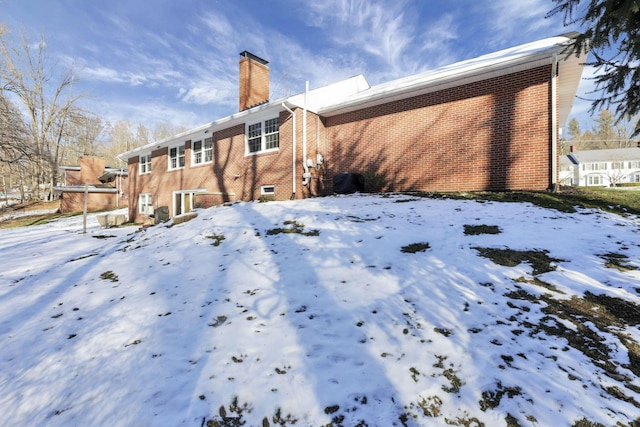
[282,102,297,199]
[550,52,558,192]
[302,81,311,186]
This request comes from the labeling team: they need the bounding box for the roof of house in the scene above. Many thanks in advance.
[568,147,640,163]
[118,33,587,161]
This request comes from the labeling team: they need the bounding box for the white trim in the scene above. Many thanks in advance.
[260,185,275,195]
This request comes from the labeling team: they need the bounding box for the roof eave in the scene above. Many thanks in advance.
[117,101,286,161]
[318,40,585,120]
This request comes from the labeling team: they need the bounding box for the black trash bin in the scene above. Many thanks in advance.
[333,173,365,194]
[154,206,170,224]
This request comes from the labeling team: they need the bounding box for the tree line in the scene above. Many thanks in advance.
[0,24,184,203]
[562,110,639,154]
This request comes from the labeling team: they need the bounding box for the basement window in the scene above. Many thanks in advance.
[246,117,279,155]
[139,193,153,215]
[261,185,275,195]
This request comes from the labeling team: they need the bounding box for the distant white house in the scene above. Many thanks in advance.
[560,146,640,187]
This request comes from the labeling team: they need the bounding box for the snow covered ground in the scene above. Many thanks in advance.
[0,194,639,427]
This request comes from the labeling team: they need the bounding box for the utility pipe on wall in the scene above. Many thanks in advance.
[302,81,310,186]
[282,102,297,199]
[551,53,558,191]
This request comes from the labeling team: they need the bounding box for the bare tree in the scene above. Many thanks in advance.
[0,27,84,199]
[0,91,29,164]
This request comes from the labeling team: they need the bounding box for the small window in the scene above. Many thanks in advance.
[139,154,152,174]
[261,185,275,195]
[139,193,153,215]
[169,145,185,170]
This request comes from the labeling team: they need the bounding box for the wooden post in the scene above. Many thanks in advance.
[83,182,88,234]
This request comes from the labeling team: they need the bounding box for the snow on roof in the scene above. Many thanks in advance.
[569,147,640,162]
[318,34,586,125]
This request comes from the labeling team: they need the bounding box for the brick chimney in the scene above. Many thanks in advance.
[570,145,577,153]
[239,51,269,111]
[80,157,105,185]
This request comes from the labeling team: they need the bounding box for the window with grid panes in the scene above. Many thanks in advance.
[246,117,279,154]
[169,145,185,169]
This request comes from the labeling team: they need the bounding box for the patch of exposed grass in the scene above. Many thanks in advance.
[513,276,563,294]
[479,382,522,411]
[404,187,640,216]
[266,220,319,236]
[206,233,226,246]
[571,418,607,427]
[583,291,640,326]
[599,252,638,272]
[464,225,501,235]
[475,247,563,275]
[505,285,640,386]
[401,242,430,253]
[99,271,119,282]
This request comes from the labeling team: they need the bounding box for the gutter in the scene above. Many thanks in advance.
[302,81,310,186]
[282,102,297,199]
[53,186,118,194]
[551,53,558,191]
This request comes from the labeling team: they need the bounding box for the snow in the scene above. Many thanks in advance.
[1,194,639,426]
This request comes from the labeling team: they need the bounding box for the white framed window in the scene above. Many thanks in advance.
[611,161,624,170]
[204,137,213,162]
[139,193,153,215]
[261,185,275,195]
[634,174,640,183]
[139,154,152,174]
[583,162,607,171]
[629,161,640,169]
[587,175,603,185]
[246,117,279,154]
[192,138,213,166]
[169,145,185,170]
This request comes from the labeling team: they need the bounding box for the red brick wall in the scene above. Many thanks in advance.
[126,111,311,223]
[125,65,557,223]
[324,65,554,192]
[60,192,118,214]
[239,57,270,111]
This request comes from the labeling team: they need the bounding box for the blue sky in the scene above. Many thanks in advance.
[2,0,593,133]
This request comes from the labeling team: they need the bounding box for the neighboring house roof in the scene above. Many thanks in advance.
[569,147,640,163]
[559,155,576,166]
[118,32,586,161]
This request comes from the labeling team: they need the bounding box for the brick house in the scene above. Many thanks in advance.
[119,33,587,223]
[56,157,128,214]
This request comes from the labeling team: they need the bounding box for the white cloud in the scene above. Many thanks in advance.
[305,0,416,71]
[487,0,561,47]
